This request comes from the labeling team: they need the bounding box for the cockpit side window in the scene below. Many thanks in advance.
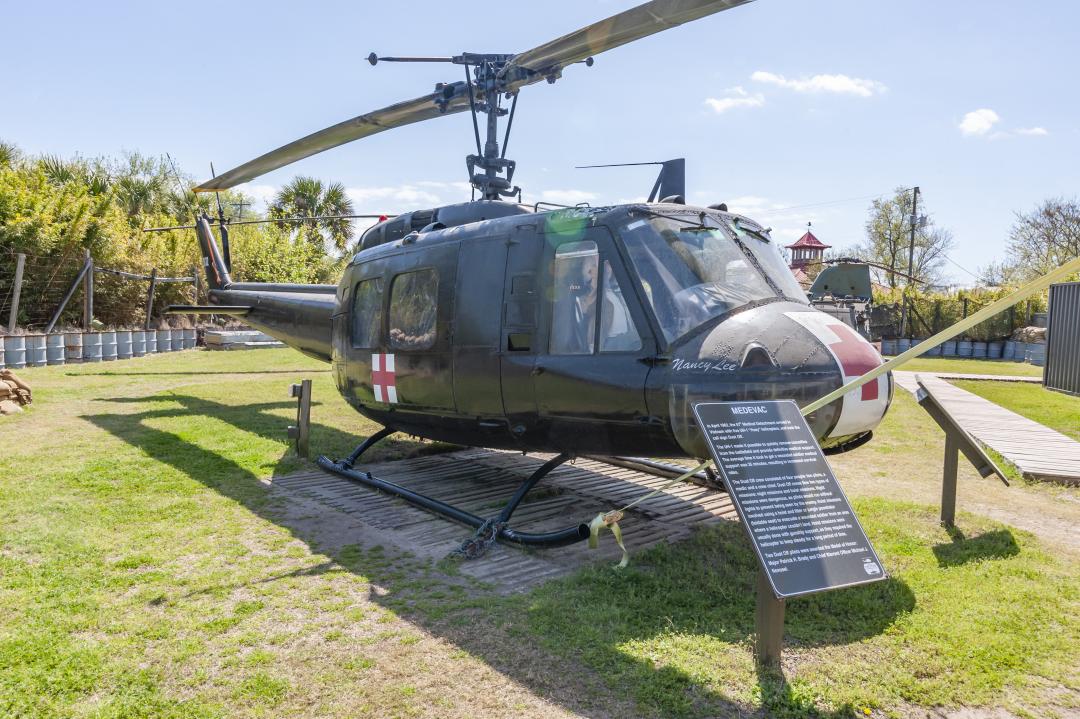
[599,261,642,352]
[351,277,383,349]
[549,241,599,355]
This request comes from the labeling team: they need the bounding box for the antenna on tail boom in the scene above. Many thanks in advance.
[577,158,686,203]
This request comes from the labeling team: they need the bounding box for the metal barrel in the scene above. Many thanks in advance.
[82,333,102,363]
[922,339,941,356]
[157,329,172,352]
[26,335,47,367]
[101,331,117,361]
[1025,343,1046,366]
[65,332,83,364]
[896,338,912,353]
[181,328,197,349]
[145,330,157,353]
[1003,340,1017,360]
[957,340,973,357]
[880,339,896,356]
[987,341,1004,359]
[171,329,184,351]
[941,340,957,356]
[971,341,988,359]
[116,330,133,359]
[46,334,66,366]
[4,336,26,369]
[132,330,146,357]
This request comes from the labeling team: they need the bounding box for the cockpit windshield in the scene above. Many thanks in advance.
[618,214,807,344]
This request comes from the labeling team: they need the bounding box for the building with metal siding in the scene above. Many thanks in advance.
[1045,281,1080,396]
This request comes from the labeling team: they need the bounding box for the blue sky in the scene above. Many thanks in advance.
[3,0,1077,282]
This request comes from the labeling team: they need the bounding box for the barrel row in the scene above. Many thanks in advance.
[880,338,1046,364]
[0,329,198,369]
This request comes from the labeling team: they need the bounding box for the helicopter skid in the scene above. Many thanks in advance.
[314,453,591,550]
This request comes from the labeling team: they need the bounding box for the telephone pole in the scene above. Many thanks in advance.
[898,186,919,338]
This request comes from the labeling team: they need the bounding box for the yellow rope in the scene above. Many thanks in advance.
[588,460,710,568]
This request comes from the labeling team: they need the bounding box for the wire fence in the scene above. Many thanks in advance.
[870,295,1046,340]
[1,250,202,333]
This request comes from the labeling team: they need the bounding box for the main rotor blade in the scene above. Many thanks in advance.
[194,89,470,192]
[500,0,753,88]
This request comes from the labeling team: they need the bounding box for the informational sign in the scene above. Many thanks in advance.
[692,400,886,599]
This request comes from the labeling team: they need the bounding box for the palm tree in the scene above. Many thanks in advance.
[0,141,20,169]
[269,176,355,252]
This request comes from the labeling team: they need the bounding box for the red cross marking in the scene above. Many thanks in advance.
[829,323,882,401]
[371,353,397,403]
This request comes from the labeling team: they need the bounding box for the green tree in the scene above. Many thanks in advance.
[998,197,1080,283]
[858,187,954,287]
[269,176,355,252]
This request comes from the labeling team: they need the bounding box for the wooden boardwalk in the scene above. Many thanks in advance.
[270,449,736,592]
[899,373,1080,484]
[892,370,1041,392]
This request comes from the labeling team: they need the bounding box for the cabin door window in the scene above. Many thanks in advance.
[388,269,438,351]
[351,277,384,348]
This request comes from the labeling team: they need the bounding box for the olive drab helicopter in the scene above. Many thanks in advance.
[169,0,893,550]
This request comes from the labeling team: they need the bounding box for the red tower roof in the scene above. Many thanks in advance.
[786,229,831,250]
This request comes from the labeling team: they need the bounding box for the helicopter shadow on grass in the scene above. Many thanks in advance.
[83,394,915,718]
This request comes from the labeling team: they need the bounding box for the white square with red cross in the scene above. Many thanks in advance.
[371,353,398,404]
[785,312,889,437]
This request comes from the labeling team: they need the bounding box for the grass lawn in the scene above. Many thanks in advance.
[1,348,1077,718]
[890,357,1044,377]
[952,379,1080,442]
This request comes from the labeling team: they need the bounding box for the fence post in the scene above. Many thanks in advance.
[143,268,158,331]
[82,250,93,329]
[7,253,25,333]
[45,258,93,334]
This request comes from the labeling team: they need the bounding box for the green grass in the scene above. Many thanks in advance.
[891,357,1044,377]
[514,502,1075,718]
[952,379,1080,442]
[0,348,1076,718]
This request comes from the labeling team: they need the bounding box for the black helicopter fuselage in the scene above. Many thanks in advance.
[197,200,893,459]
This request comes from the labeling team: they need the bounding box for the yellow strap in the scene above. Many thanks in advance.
[802,254,1080,416]
[588,460,710,568]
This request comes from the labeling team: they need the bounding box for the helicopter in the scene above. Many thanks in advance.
[170,0,893,550]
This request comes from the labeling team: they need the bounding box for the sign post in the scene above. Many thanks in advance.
[692,400,886,666]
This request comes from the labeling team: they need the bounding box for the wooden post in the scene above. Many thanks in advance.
[941,433,959,527]
[7,253,25,333]
[288,380,313,458]
[45,258,93,334]
[82,250,93,330]
[143,268,158,330]
[754,570,784,667]
[191,264,200,327]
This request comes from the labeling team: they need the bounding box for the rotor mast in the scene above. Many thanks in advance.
[370,53,522,201]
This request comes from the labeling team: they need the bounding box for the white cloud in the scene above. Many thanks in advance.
[751,71,886,97]
[958,108,1000,136]
[234,183,279,212]
[538,189,599,206]
[725,195,784,213]
[1016,126,1048,136]
[704,86,765,114]
[345,184,451,210]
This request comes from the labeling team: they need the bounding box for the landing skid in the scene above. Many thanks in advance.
[315,430,591,556]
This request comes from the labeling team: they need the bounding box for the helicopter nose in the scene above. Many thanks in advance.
[665,302,892,457]
[785,311,892,440]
